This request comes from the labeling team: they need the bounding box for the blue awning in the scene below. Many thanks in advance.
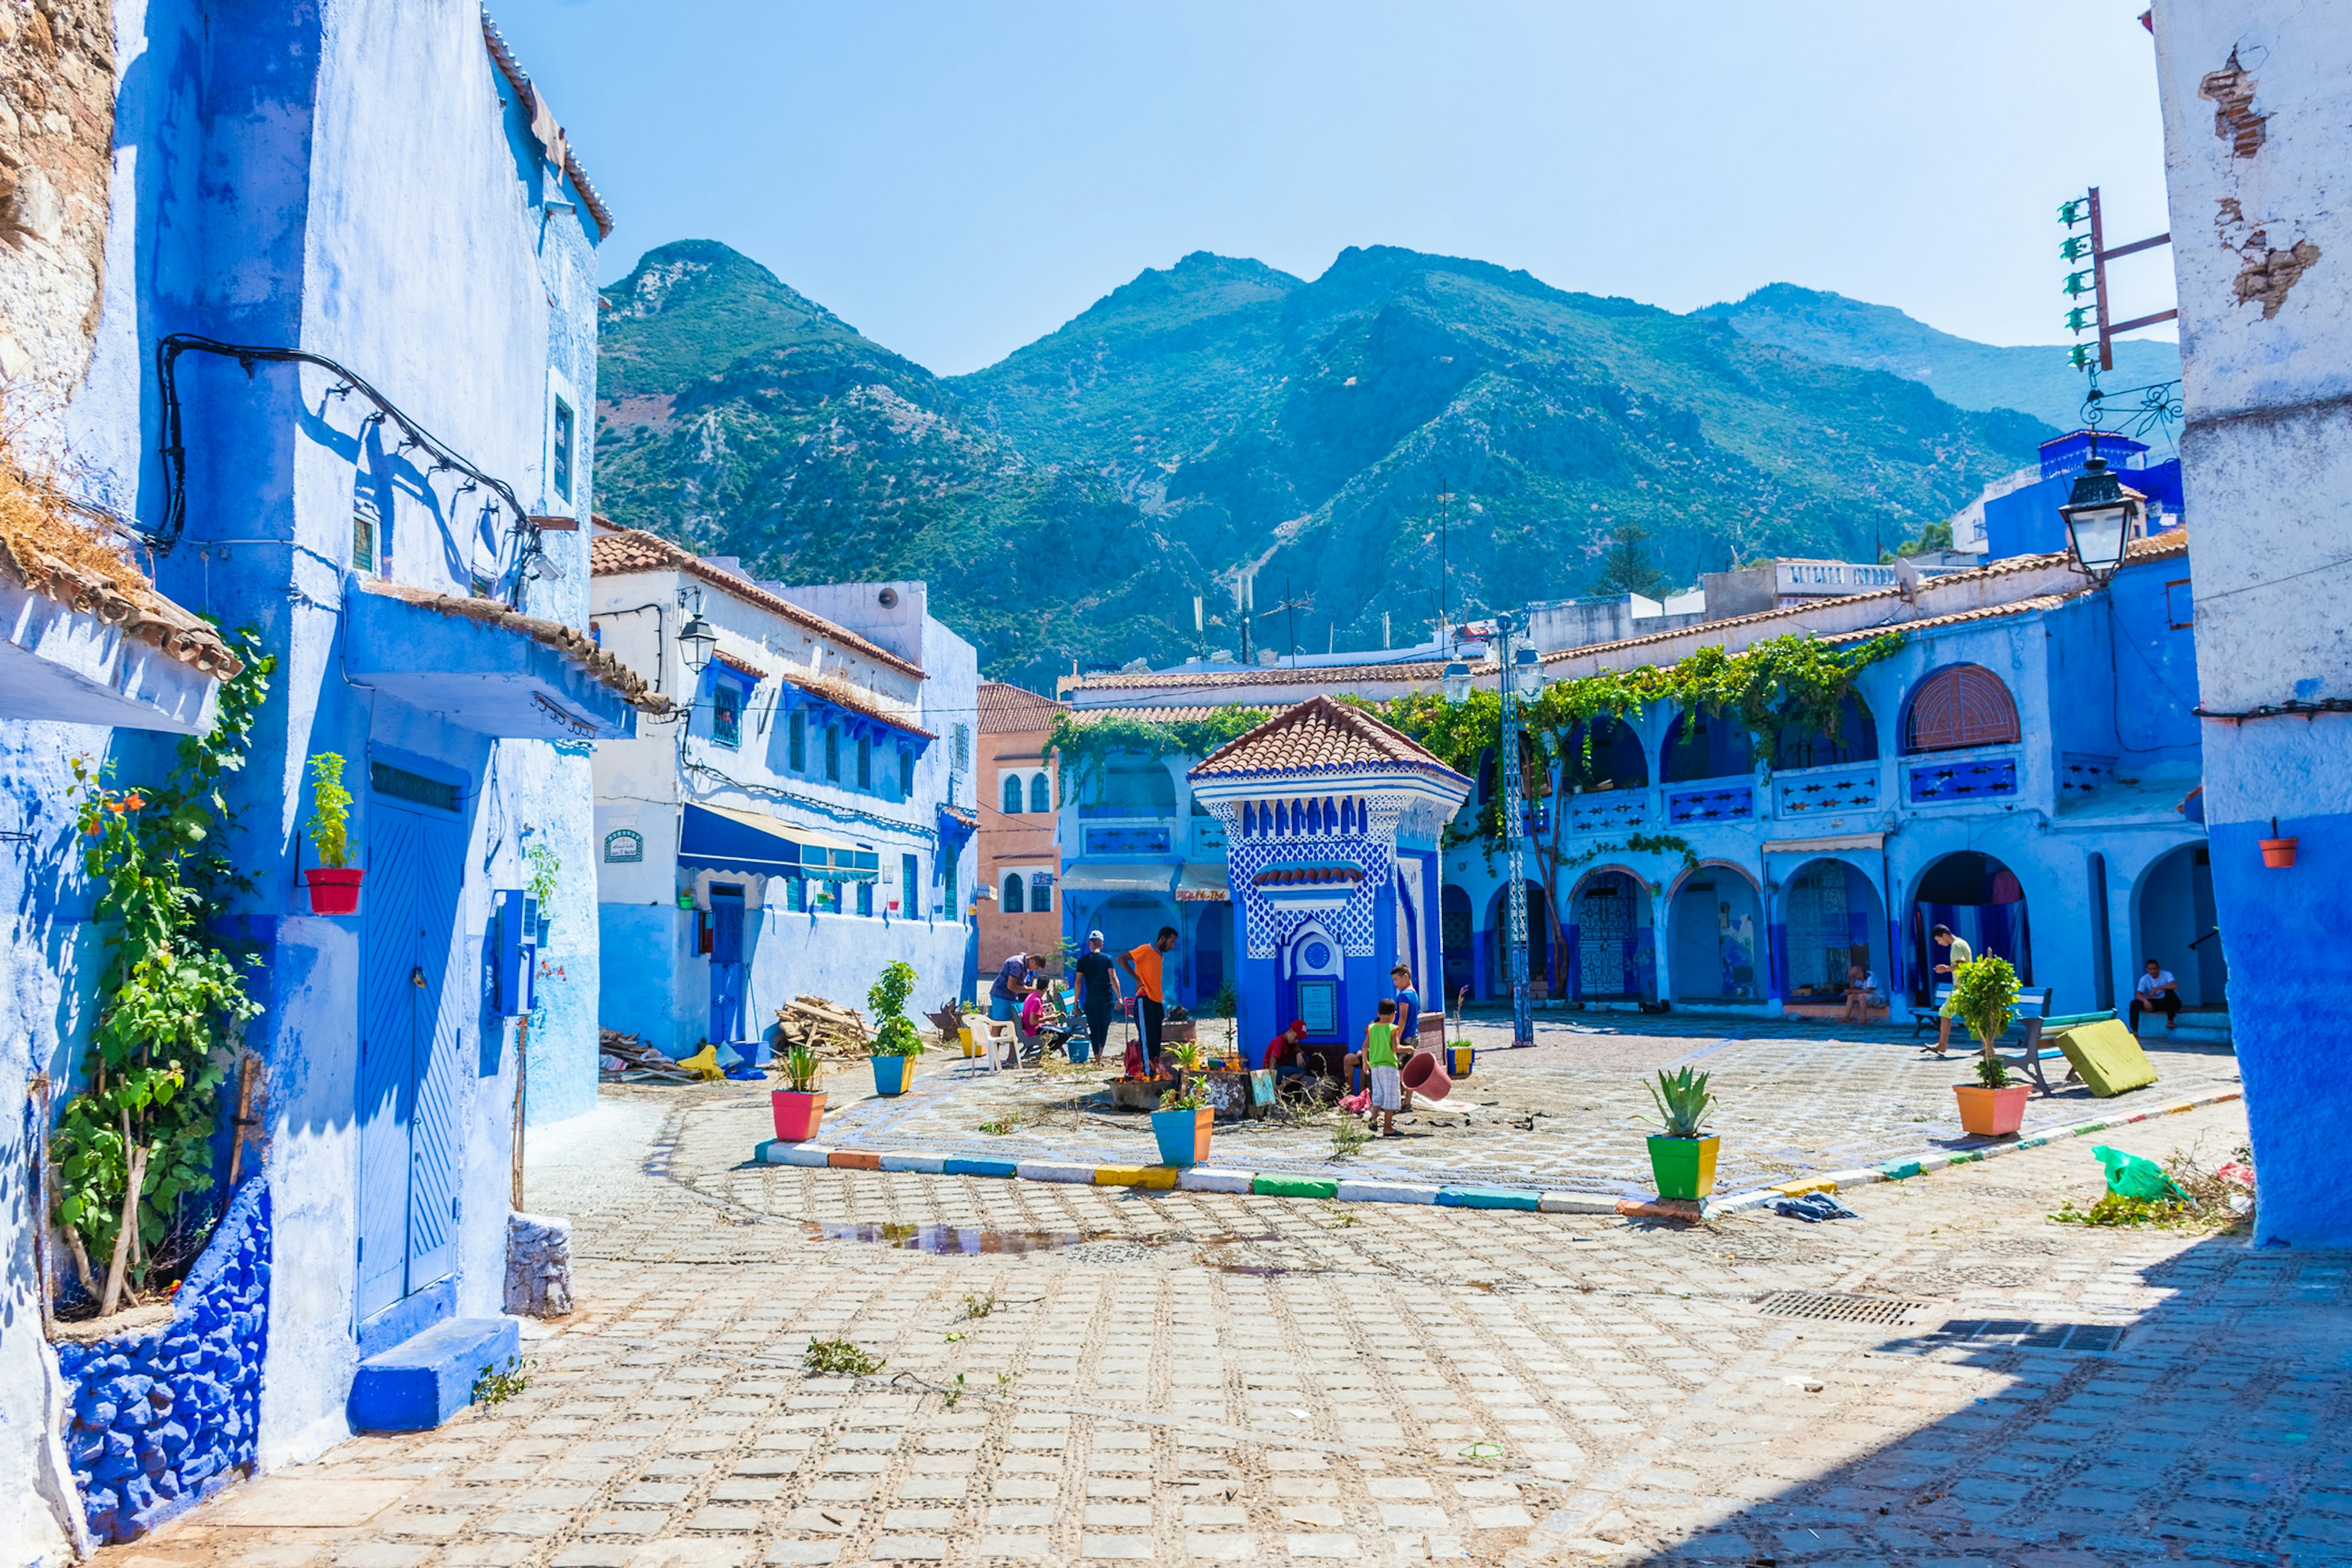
[679,804,879,881]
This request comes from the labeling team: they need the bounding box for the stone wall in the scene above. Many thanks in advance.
[56,1179,270,1544]
[0,0,115,399]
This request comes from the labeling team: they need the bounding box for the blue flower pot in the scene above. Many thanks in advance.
[1067,1036,1091,1065]
[1152,1107,1212,1167]
[871,1055,914,1097]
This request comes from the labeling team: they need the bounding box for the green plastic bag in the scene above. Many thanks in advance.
[2092,1145,2185,1201]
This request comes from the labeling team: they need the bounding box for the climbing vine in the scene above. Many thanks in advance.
[51,626,275,1311]
[1044,707,1270,807]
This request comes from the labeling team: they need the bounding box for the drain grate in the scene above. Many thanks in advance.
[1755,1290,1937,1326]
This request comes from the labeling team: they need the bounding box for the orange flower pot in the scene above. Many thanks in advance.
[1953,1083,2030,1137]
[2260,837,2299,869]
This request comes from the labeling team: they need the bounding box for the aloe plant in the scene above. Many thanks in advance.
[782,1044,821,1095]
[1645,1067,1717,1139]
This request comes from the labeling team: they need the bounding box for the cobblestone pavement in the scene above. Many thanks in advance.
[103,1082,2349,1568]
[809,1016,2244,1196]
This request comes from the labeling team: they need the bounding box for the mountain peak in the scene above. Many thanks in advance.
[597,238,900,400]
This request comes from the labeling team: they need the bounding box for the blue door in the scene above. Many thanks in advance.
[357,796,467,1322]
[708,883,746,1044]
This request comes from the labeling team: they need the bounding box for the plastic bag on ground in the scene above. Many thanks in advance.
[2092,1144,2186,1200]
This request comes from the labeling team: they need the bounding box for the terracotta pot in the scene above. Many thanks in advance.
[2260,836,2299,869]
[771,1090,826,1141]
[1953,1083,2030,1137]
[1647,1134,1720,1200]
[304,866,364,915]
[1400,1049,1452,1102]
[1152,1106,1213,1167]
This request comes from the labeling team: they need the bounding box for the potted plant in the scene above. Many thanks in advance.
[772,1044,827,1140]
[1949,953,2030,1136]
[1152,1055,1214,1167]
[1642,1066,1719,1201]
[867,960,924,1096]
[302,753,364,914]
[526,842,560,945]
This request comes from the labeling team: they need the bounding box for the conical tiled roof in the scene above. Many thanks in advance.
[1190,696,1466,781]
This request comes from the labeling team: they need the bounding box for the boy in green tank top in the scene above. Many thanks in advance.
[1362,998,1402,1137]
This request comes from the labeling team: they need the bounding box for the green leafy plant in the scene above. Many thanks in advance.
[1166,1041,1205,1075]
[962,1291,1000,1320]
[1210,981,1237,1021]
[867,960,925,1057]
[472,1355,533,1406]
[1330,1117,1370,1161]
[524,840,560,907]
[51,629,274,1315]
[1643,1067,1717,1139]
[781,1044,821,1095]
[306,752,352,869]
[1975,1052,2013,1090]
[1949,954,2021,1065]
[804,1337,886,1376]
[1158,1081,1212,1112]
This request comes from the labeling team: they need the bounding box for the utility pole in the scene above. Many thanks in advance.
[1496,611,1536,1049]
[1238,572,1254,665]
[1436,491,1453,649]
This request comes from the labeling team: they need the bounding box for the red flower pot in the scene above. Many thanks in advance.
[1953,1083,2030,1137]
[771,1090,827,1142]
[304,866,364,915]
[2260,837,2299,869]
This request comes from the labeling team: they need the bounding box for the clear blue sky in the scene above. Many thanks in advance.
[492,1,2178,377]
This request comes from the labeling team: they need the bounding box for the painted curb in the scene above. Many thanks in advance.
[1176,1167,1256,1194]
[1095,1166,1179,1189]
[1538,1192,1622,1215]
[1438,1186,1541,1212]
[1708,1087,2245,1215]
[756,1140,834,1167]
[1335,1180,1441,1205]
[878,1152,946,1175]
[1015,1160,1098,1185]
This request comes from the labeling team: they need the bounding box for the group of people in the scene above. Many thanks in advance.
[1260,963,1426,1138]
[987,925,1183,1071]
[1927,922,2187,1055]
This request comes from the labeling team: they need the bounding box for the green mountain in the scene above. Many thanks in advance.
[594,242,2053,686]
[1696,283,2181,435]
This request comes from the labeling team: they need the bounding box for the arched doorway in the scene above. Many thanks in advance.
[1488,880,1551,999]
[1441,884,1474,1006]
[2134,844,2225,1008]
[1568,869,1653,1001]
[1668,868,1762,1002]
[1909,851,2030,1001]
[1780,858,1889,1004]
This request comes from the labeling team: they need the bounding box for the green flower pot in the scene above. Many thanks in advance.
[1646,1134,1720,1201]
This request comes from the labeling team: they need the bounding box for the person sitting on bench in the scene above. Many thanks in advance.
[2130,959,2182,1035]
[1928,924,1972,1057]
[1842,962,1883,1023]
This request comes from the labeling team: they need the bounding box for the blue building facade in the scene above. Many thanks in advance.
[0,6,643,1551]
[1983,431,2185,560]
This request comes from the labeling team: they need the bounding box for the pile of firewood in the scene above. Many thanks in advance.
[598,1029,698,1084]
[773,995,872,1058]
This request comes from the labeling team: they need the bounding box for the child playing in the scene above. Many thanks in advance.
[1361,1000,1403,1138]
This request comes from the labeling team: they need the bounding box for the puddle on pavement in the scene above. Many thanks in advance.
[807,1221,1114,1254]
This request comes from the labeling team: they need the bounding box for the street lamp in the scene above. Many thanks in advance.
[677,608,718,675]
[2059,449,2143,584]
[1440,616,1539,1049]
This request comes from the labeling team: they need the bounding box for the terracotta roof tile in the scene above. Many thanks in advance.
[1191,696,1467,782]
[1067,658,1454,692]
[1069,704,1274,725]
[780,669,935,741]
[481,14,616,240]
[589,529,924,679]
[358,579,671,711]
[977,681,1065,733]
[1818,591,2085,645]
[0,535,244,679]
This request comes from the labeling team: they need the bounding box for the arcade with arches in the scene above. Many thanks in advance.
[1909,850,2030,1001]
[1775,857,1891,1005]
[1566,867,1655,1001]
[1667,865,1764,1003]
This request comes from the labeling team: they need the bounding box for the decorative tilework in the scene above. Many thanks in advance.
[1775,766,1879,818]
[1668,785,1755,824]
[1908,755,2020,803]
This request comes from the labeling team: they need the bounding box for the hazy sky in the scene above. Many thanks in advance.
[492,1,2180,377]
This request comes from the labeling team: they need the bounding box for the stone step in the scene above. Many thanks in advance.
[347,1316,521,1433]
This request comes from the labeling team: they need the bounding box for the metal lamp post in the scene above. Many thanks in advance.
[1496,619,1542,1048]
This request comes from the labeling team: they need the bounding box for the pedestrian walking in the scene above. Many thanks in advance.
[1072,929,1120,1061]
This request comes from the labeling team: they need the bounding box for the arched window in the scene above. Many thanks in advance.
[1001,773,1023,814]
[1561,717,1649,791]
[1001,873,1024,914]
[1776,693,1880,770]
[1904,665,2020,753]
[1029,773,1051,813]
[1661,711,1756,783]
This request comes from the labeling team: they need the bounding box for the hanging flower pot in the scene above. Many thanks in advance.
[2260,836,2299,869]
[771,1089,827,1142]
[871,1054,914,1097]
[1646,1134,1720,1201]
[1952,1083,2030,1137]
[1152,1106,1213,1167]
[304,867,364,916]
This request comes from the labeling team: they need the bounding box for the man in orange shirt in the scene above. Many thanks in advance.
[1120,925,1180,1075]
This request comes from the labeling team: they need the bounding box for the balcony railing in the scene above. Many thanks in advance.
[1907,750,2021,804]
[1078,803,1175,820]
[1567,788,1651,835]
[1775,763,1879,820]
[2059,753,2117,796]
[1668,785,1755,825]
[1082,823,1173,857]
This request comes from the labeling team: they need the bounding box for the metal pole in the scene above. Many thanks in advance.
[1497,614,1534,1047]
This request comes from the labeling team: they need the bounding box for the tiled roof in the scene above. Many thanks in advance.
[977,681,1065,734]
[0,534,244,679]
[588,529,924,679]
[482,13,616,239]
[712,649,769,682]
[357,580,670,711]
[1067,704,1274,725]
[1818,591,2085,646]
[780,669,935,741]
[1066,658,1456,692]
[1191,696,1466,782]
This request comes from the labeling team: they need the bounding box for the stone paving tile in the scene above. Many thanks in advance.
[797,1016,2241,1194]
[98,1082,2344,1568]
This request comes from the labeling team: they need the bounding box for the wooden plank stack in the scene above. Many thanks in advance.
[598,1029,698,1084]
[774,995,872,1058]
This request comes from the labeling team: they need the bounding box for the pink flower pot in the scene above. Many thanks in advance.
[771,1090,826,1142]
[1953,1083,2030,1137]
[304,866,364,915]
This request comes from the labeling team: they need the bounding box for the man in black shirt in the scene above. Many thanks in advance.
[1072,930,1121,1064]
